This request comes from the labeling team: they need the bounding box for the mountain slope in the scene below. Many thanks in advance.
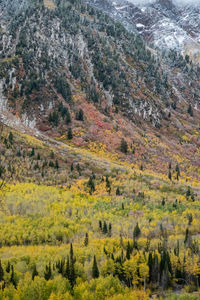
[0,0,200,180]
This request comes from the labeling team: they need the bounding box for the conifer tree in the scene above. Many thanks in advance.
[66,111,71,124]
[126,241,131,260]
[103,221,108,234]
[120,138,128,154]
[133,223,141,239]
[0,260,4,282]
[10,265,16,288]
[32,264,38,280]
[64,256,70,280]
[69,244,76,287]
[44,263,52,280]
[92,256,99,278]
[87,176,95,194]
[99,220,102,231]
[8,132,13,145]
[6,261,10,273]
[76,109,84,121]
[108,223,112,237]
[84,233,89,246]
[116,187,120,196]
[187,104,193,116]
[67,128,73,140]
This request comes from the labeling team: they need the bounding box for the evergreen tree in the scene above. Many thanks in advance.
[126,241,131,260]
[70,243,74,262]
[92,256,99,278]
[44,263,52,280]
[67,128,73,140]
[69,244,76,287]
[103,221,108,234]
[6,261,10,273]
[99,220,102,231]
[120,138,128,154]
[87,176,95,194]
[64,256,70,280]
[116,187,120,196]
[30,148,35,157]
[133,223,141,239]
[10,265,16,288]
[176,164,180,179]
[76,109,84,121]
[108,223,112,237]
[55,160,59,170]
[187,104,193,116]
[8,132,13,145]
[66,111,71,124]
[0,260,4,282]
[84,233,89,246]
[32,264,38,280]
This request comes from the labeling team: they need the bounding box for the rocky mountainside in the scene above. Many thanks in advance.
[86,0,200,63]
[0,0,200,179]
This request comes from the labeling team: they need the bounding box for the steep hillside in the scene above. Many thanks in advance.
[86,0,200,63]
[0,0,200,181]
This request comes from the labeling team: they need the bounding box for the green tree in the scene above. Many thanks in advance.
[84,233,89,246]
[92,256,99,278]
[133,223,141,239]
[32,264,38,280]
[120,138,128,154]
[67,128,73,140]
[0,260,4,282]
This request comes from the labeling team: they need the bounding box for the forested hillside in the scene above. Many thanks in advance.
[0,0,200,299]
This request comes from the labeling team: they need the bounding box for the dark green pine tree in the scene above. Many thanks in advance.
[126,241,131,260]
[133,223,141,239]
[6,261,10,273]
[76,109,84,121]
[187,104,193,116]
[84,233,89,246]
[120,138,128,154]
[69,244,76,287]
[168,170,172,181]
[66,111,71,124]
[87,176,95,194]
[108,223,112,237]
[67,128,73,140]
[148,252,153,283]
[103,221,108,234]
[32,264,38,280]
[92,255,99,278]
[64,256,70,280]
[8,132,13,145]
[99,220,102,231]
[0,260,4,282]
[10,265,16,288]
[116,187,120,196]
[44,263,52,281]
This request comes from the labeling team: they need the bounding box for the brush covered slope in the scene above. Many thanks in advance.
[0,0,200,299]
[0,124,200,299]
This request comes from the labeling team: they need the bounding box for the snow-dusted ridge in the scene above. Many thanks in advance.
[86,0,200,62]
